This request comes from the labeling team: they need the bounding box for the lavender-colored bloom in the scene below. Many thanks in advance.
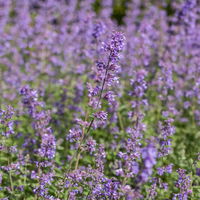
[1,162,20,171]
[102,179,120,199]
[33,110,51,131]
[125,189,143,200]
[177,0,197,21]
[73,81,84,103]
[166,164,173,173]
[0,106,14,121]
[66,128,82,143]
[94,111,108,121]
[85,137,96,153]
[95,144,106,172]
[92,21,105,40]
[158,118,175,158]
[157,167,165,176]
[93,111,108,128]
[130,69,147,98]
[31,170,38,179]
[104,91,116,104]
[148,181,157,199]
[196,168,200,176]
[1,121,15,137]
[130,161,139,174]
[141,144,157,182]
[38,132,56,159]
[9,146,17,153]
[173,169,192,200]
[96,61,106,72]
[103,32,125,62]
[162,183,168,191]
[88,97,101,109]
[159,118,175,139]
[20,85,43,118]
[101,0,112,18]
[40,172,54,187]
[15,185,24,191]
[0,106,15,137]
[87,83,100,97]
[33,172,55,199]
[157,164,173,176]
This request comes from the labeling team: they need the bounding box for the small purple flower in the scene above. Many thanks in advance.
[104,91,116,104]
[94,111,108,121]
[157,164,173,176]
[141,143,157,182]
[131,161,139,174]
[87,83,100,97]
[96,61,106,71]
[0,106,15,137]
[158,118,175,158]
[20,85,43,118]
[157,167,165,176]
[102,31,125,62]
[130,69,147,98]
[85,137,96,153]
[31,171,38,179]
[38,132,56,159]
[95,144,106,172]
[173,169,192,200]
[92,21,105,39]
[9,146,17,153]
[196,168,200,176]
[66,128,82,143]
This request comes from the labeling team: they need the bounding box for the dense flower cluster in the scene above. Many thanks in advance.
[173,169,192,200]
[0,0,200,199]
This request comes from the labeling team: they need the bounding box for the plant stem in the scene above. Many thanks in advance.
[85,52,112,137]
[8,158,14,193]
[75,149,83,170]
[9,170,14,192]
[67,52,112,172]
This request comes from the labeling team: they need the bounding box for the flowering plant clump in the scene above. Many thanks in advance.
[0,0,200,199]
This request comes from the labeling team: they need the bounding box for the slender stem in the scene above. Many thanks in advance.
[9,170,14,192]
[75,153,81,170]
[118,112,124,131]
[96,63,110,109]
[66,188,72,200]
[23,165,27,191]
[67,125,85,171]
[8,157,14,193]
[67,53,112,171]
[85,118,95,135]
[75,149,83,170]
[74,125,86,170]
[64,54,113,200]
[67,150,79,172]
[85,52,112,136]
[64,188,69,200]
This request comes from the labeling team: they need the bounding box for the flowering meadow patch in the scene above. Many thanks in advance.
[0,0,200,199]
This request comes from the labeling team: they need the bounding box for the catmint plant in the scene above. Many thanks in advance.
[0,0,200,199]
